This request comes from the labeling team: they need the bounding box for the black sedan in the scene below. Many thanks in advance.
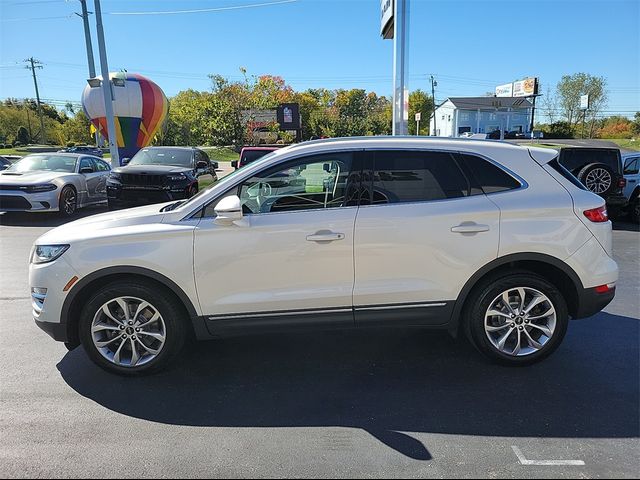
[106,146,217,210]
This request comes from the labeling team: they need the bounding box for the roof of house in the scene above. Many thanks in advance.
[443,96,533,110]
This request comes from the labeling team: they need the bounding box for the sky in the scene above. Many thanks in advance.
[0,0,639,120]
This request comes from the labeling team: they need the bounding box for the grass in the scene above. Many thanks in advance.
[607,139,639,151]
[200,146,239,162]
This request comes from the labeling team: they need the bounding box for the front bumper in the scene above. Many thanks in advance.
[107,183,194,208]
[0,190,59,212]
[29,255,79,343]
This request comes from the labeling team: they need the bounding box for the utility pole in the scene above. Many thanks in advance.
[430,75,437,136]
[25,57,46,144]
[76,0,96,78]
[93,0,119,166]
[76,0,100,146]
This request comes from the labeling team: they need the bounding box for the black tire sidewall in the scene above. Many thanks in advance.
[577,163,615,196]
[78,281,187,375]
[466,273,569,366]
[58,185,77,217]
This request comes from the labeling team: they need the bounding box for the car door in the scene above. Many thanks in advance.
[193,151,359,333]
[623,156,639,198]
[353,149,501,327]
[91,158,111,200]
[78,157,102,202]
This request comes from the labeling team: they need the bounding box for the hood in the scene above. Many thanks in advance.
[114,164,192,174]
[0,170,72,184]
[36,202,173,245]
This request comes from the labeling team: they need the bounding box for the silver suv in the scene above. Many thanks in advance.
[30,137,618,375]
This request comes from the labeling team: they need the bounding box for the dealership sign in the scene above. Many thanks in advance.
[380,0,394,39]
[495,77,539,97]
[580,94,590,110]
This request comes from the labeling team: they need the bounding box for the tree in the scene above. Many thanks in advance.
[61,111,93,145]
[556,73,608,137]
[16,126,30,145]
[539,85,560,124]
[632,112,640,135]
[408,89,434,135]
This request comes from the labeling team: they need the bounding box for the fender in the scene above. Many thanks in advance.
[448,252,584,333]
[61,265,206,342]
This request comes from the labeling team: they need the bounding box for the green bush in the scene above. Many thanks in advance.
[544,121,574,139]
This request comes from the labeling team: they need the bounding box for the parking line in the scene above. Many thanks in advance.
[511,446,585,466]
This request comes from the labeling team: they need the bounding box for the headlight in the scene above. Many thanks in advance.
[167,173,187,181]
[107,173,121,182]
[25,184,57,193]
[31,245,70,264]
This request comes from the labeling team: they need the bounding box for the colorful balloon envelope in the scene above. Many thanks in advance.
[82,72,169,162]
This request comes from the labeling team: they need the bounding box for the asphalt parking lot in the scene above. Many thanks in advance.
[0,211,638,478]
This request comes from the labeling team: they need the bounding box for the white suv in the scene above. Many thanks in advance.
[30,137,618,375]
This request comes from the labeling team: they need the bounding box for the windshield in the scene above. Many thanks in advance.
[241,149,274,166]
[129,148,193,167]
[8,155,76,173]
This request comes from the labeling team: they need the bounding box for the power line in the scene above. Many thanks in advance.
[107,0,298,16]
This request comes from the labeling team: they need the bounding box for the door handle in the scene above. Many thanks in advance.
[451,223,490,233]
[306,231,345,242]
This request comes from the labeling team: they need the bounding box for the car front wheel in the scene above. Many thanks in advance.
[79,281,187,375]
[465,273,569,366]
[58,185,77,217]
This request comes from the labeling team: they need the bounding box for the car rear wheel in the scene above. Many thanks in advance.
[465,273,569,366]
[79,281,187,375]
[58,185,77,217]
[578,163,615,196]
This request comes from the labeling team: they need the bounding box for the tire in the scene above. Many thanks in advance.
[464,272,569,366]
[78,280,188,376]
[58,185,78,217]
[630,196,640,223]
[577,163,615,196]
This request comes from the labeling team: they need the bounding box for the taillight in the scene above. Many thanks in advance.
[618,178,627,189]
[583,205,609,222]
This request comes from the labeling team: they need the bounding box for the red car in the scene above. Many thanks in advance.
[232,146,280,170]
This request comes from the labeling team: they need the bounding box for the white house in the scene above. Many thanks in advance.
[430,97,533,137]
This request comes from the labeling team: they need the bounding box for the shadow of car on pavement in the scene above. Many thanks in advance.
[57,312,639,460]
[0,206,108,228]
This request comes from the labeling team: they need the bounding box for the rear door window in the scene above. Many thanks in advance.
[368,150,470,204]
[457,153,521,194]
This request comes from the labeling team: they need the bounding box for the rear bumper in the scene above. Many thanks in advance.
[574,286,616,319]
[605,193,628,208]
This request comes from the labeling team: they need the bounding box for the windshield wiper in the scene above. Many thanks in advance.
[160,200,185,212]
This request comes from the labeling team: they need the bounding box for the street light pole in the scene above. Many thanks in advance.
[391,0,409,136]
[93,0,119,166]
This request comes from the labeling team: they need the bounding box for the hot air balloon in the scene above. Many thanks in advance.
[82,72,169,163]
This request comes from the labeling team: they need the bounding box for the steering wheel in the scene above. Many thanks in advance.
[260,182,273,197]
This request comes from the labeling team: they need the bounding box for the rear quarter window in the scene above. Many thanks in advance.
[457,153,521,194]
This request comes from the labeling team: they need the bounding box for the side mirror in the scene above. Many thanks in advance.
[231,160,238,170]
[214,195,243,225]
[196,160,208,169]
[80,167,94,174]
[121,158,131,166]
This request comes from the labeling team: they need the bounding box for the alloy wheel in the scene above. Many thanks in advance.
[61,188,77,215]
[484,287,556,357]
[585,168,612,194]
[91,296,167,368]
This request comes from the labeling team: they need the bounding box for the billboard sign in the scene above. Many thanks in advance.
[495,78,539,97]
[580,94,590,110]
[512,77,538,97]
[495,83,513,97]
[381,0,394,39]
